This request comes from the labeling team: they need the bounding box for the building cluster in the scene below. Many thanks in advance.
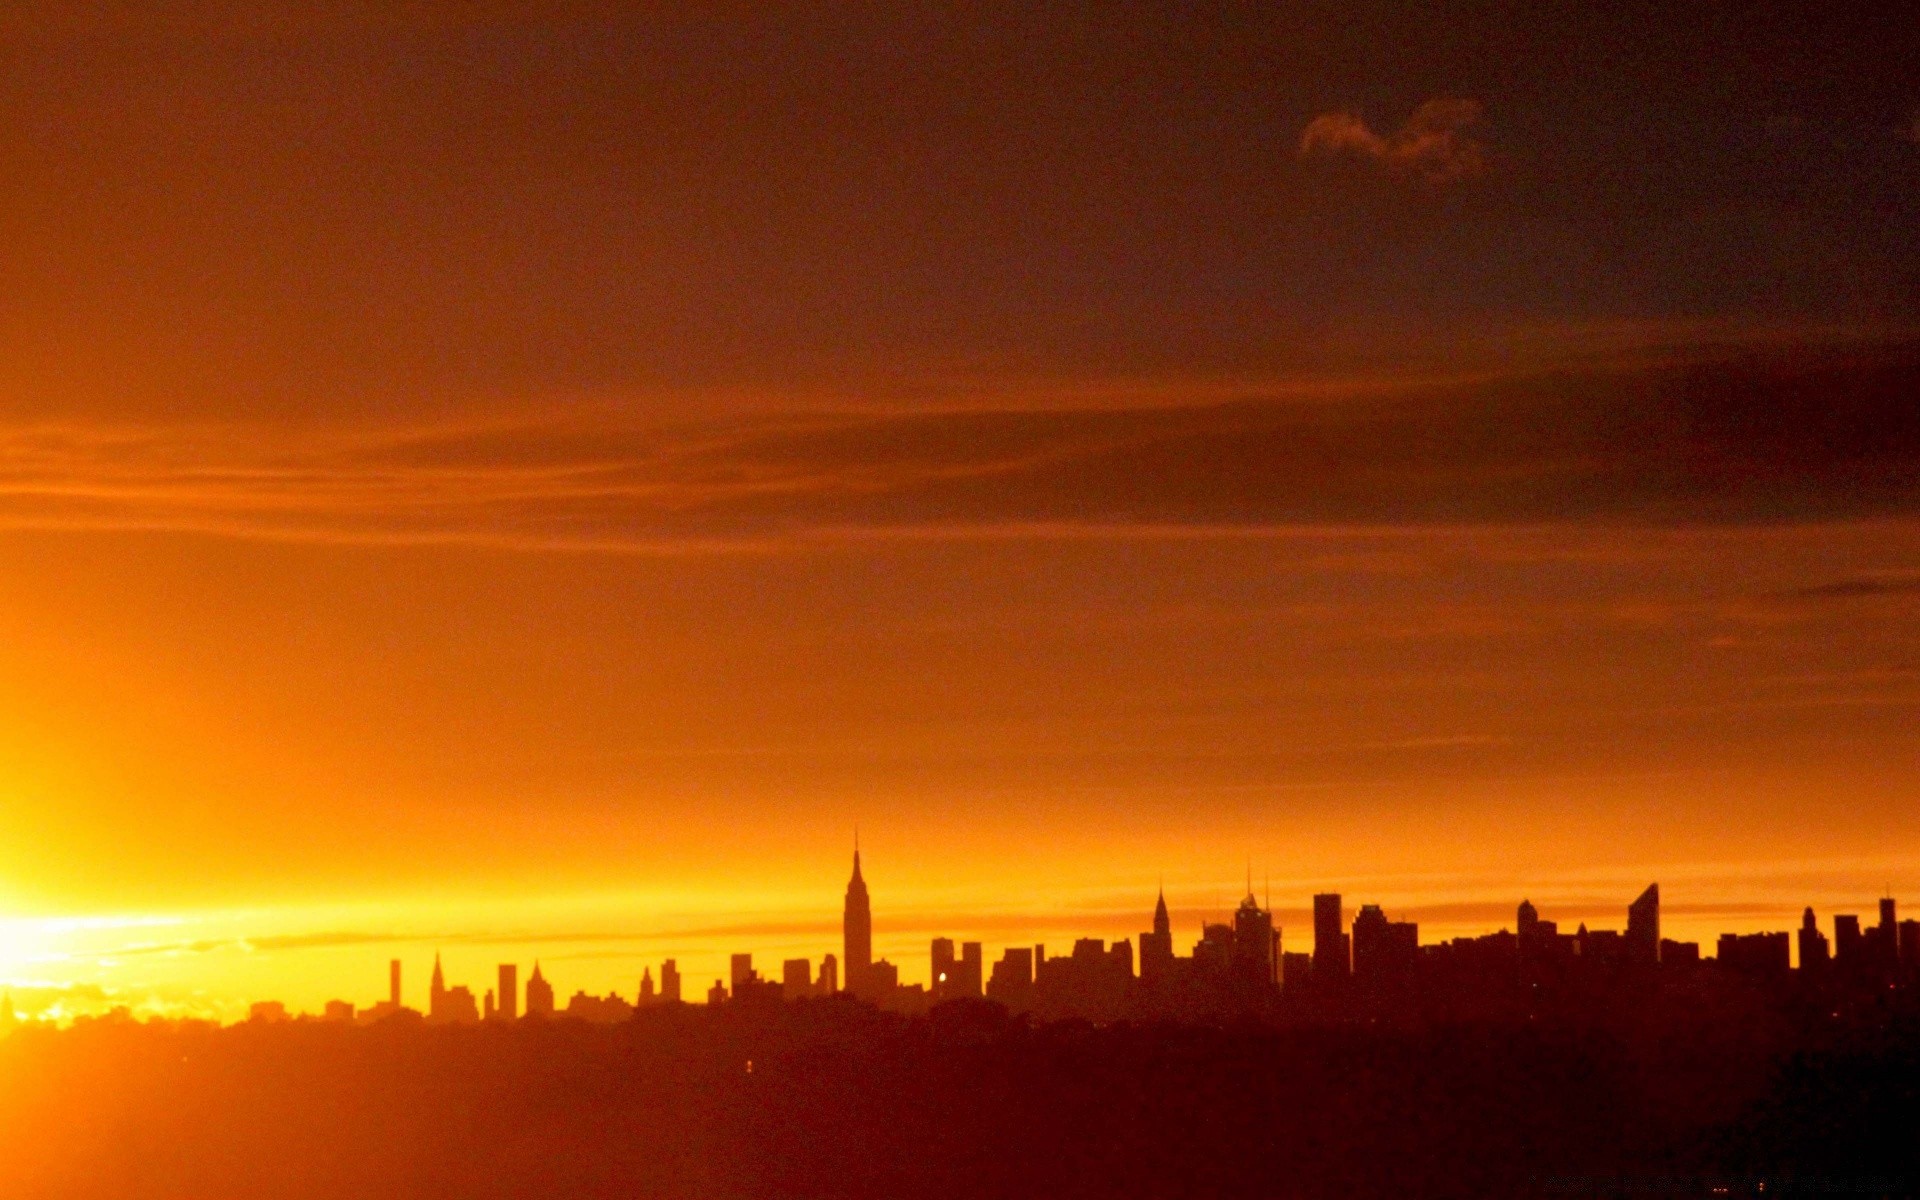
[793,854,1918,1022]
[245,849,1919,1026]
[270,953,689,1027]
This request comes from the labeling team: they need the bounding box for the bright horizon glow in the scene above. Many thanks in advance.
[4,845,1913,1023]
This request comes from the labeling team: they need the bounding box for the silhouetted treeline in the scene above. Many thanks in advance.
[0,996,1914,1199]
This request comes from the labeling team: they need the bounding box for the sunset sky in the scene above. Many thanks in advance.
[1,4,1917,1019]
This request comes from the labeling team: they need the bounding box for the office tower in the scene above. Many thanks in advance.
[931,937,957,1000]
[432,983,479,1024]
[1717,931,1790,975]
[708,979,728,1006]
[639,968,655,1004]
[430,952,447,1015]
[497,964,518,1021]
[844,844,872,997]
[525,961,555,1016]
[1191,922,1234,974]
[1233,890,1277,986]
[1798,908,1830,971]
[818,954,838,995]
[484,989,496,1020]
[988,946,1034,1004]
[1835,914,1863,964]
[730,953,756,997]
[1627,884,1660,966]
[1901,920,1920,968]
[1517,899,1552,967]
[868,959,899,991]
[960,942,984,997]
[1140,888,1175,983]
[661,959,681,1004]
[1281,951,1313,989]
[1659,939,1701,966]
[1874,897,1900,967]
[389,959,402,1008]
[1313,894,1349,981]
[324,999,355,1022]
[782,958,813,999]
[1351,904,1388,983]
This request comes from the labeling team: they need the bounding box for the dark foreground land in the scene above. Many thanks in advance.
[1,995,1914,1199]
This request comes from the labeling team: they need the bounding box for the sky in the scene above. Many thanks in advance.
[0,3,1917,1019]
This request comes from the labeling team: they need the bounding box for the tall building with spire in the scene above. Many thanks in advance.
[844,841,872,997]
[1232,887,1277,987]
[1140,888,1175,983]
[525,961,555,1016]
[430,952,447,1013]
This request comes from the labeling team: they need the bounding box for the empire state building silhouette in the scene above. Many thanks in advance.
[844,841,871,997]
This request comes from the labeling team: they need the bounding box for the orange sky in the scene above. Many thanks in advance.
[0,6,1917,1020]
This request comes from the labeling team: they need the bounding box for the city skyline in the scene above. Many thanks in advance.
[3,6,1916,1194]
[0,9,1917,1036]
[7,838,1917,1024]
[35,846,1909,1027]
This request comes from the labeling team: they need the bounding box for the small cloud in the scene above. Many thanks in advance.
[1300,98,1488,182]
[1782,576,1920,601]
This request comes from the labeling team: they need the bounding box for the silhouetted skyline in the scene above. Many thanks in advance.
[149,848,1918,1030]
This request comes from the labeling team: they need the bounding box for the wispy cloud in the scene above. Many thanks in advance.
[0,340,1913,553]
[1300,98,1489,182]
[1781,574,1920,600]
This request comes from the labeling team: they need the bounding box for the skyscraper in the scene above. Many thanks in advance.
[497,963,518,1021]
[959,942,984,998]
[1313,894,1349,982]
[661,959,681,1004]
[1875,897,1900,967]
[1798,907,1830,970]
[844,843,872,997]
[430,952,447,1014]
[1627,884,1660,966]
[1351,904,1389,983]
[1232,889,1277,986]
[782,958,813,1000]
[818,953,838,995]
[1835,913,1863,964]
[389,958,401,1009]
[525,961,555,1016]
[931,937,956,1000]
[1140,888,1175,983]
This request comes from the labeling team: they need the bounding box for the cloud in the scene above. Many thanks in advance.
[1301,98,1488,182]
[1782,575,1920,600]
[0,338,1913,552]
